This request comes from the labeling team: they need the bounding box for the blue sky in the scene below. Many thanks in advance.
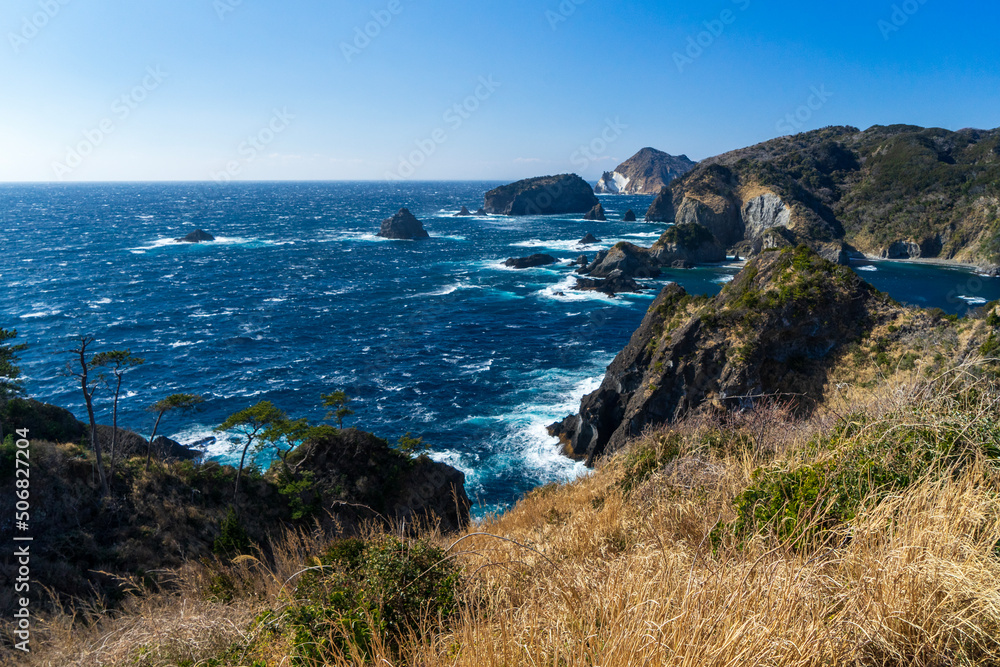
[2,0,998,182]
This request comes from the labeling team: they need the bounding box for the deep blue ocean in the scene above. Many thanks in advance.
[2,182,999,514]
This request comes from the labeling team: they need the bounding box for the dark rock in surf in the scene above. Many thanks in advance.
[505,254,557,269]
[176,229,215,243]
[584,203,607,221]
[377,208,430,240]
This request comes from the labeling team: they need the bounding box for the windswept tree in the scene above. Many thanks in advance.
[91,349,145,477]
[0,328,27,442]
[261,416,310,467]
[66,336,109,497]
[145,393,205,469]
[322,390,354,429]
[216,400,286,501]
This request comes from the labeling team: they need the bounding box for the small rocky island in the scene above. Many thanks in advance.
[176,229,215,243]
[454,206,472,217]
[483,174,599,216]
[377,208,429,240]
[579,233,601,244]
[623,209,637,222]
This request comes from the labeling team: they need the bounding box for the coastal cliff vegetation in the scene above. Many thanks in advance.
[7,285,1000,665]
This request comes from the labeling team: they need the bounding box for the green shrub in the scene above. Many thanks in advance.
[981,333,1000,358]
[283,535,459,663]
[0,434,15,478]
[728,407,1000,545]
[277,469,321,522]
[619,433,683,493]
[213,508,252,557]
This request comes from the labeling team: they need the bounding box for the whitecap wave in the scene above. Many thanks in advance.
[855,265,878,272]
[129,236,262,252]
[511,238,604,253]
[536,275,624,305]
[957,295,988,305]
[20,309,61,319]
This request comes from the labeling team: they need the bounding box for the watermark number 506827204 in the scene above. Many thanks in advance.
[11,429,32,653]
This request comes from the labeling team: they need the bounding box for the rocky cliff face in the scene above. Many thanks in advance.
[650,223,727,265]
[595,148,697,195]
[551,247,901,464]
[484,174,599,216]
[644,125,1000,270]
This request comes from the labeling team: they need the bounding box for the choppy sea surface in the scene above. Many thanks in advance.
[2,182,998,514]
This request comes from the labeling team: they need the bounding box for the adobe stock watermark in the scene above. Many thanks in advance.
[213,0,243,21]
[571,117,628,171]
[545,0,586,31]
[673,0,752,73]
[8,0,72,54]
[341,0,403,63]
[385,76,501,180]
[776,85,833,135]
[878,0,929,40]
[51,66,168,179]
[211,108,295,183]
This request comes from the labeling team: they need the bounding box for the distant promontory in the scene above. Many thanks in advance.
[595,148,696,195]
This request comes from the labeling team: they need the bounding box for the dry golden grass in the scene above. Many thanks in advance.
[10,364,1000,666]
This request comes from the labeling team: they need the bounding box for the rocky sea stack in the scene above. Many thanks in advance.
[484,174,599,216]
[176,229,215,243]
[595,147,697,195]
[584,203,607,221]
[455,206,472,217]
[579,233,601,244]
[623,209,637,222]
[505,254,557,269]
[377,208,430,240]
[550,247,901,464]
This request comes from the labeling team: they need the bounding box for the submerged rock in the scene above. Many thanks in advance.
[377,208,430,240]
[505,254,557,269]
[176,229,215,243]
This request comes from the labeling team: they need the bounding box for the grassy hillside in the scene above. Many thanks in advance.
[11,345,1000,664]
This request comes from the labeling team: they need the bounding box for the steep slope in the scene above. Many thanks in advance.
[550,246,980,464]
[645,125,1000,269]
[595,147,696,194]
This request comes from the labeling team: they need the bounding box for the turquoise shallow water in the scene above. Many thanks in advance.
[1,182,996,514]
